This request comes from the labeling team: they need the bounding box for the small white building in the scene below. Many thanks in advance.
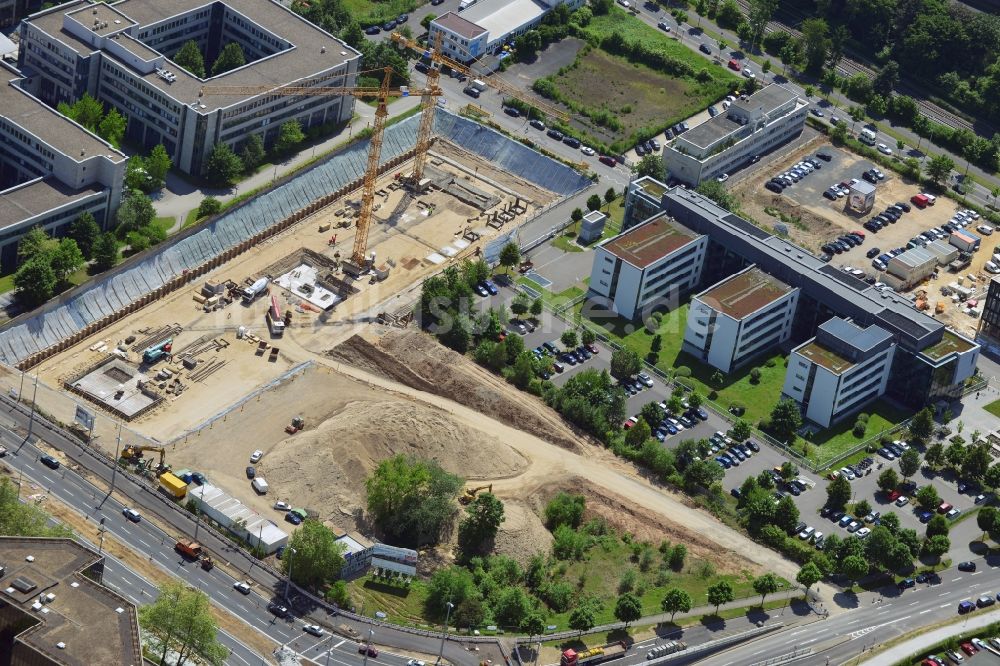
[683,266,798,373]
[429,0,582,62]
[188,484,289,554]
[662,84,808,185]
[925,239,959,266]
[887,247,937,288]
[847,179,876,214]
[782,318,896,428]
[578,210,607,244]
[587,213,706,320]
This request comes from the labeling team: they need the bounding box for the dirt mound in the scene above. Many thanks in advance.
[492,500,553,567]
[327,329,583,453]
[259,399,528,524]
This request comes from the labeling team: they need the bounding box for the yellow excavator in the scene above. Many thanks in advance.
[121,445,167,472]
[460,484,492,505]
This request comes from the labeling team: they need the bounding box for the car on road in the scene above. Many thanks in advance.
[483,280,498,295]
[958,561,977,572]
[728,58,740,70]
[716,173,729,183]
[742,67,754,78]
[877,143,893,155]
[407,661,427,666]
[359,645,379,658]
[233,581,251,595]
[599,155,617,167]
[811,108,824,117]
[250,449,264,463]
[958,600,976,614]
[581,146,596,156]
[856,527,871,538]
[122,508,141,523]
[975,493,989,504]
[40,455,60,470]
[698,43,712,54]
[503,106,520,117]
[657,21,671,31]
[529,119,545,131]
[268,602,290,618]
[304,624,324,637]
[546,128,564,141]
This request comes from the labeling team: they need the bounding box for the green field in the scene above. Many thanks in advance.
[985,399,1000,418]
[342,0,418,24]
[810,400,913,463]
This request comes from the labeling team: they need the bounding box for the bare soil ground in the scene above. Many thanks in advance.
[491,500,553,567]
[327,328,584,452]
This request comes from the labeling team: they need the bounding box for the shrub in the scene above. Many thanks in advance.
[675,366,691,378]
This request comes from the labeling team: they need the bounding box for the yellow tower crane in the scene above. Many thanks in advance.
[200,68,442,266]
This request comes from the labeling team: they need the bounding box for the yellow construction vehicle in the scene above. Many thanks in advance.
[460,484,492,505]
[121,445,166,471]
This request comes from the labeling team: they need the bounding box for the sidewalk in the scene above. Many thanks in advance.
[152,95,423,226]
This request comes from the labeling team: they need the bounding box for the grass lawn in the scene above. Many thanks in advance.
[984,399,1000,418]
[182,209,204,230]
[519,278,585,310]
[0,274,15,295]
[341,0,417,23]
[809,400,913,465]
[552,228,585,253]
[347,575,433,628]
[151,216,176,234]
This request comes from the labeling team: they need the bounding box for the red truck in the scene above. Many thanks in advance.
[560,642,628,666]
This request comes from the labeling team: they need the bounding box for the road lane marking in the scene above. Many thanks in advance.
[972,572,983,576]
[954,577,964,582]
[789,629,807,637]
[940,603,952,608]
[334,639,346,648]
[920,609,933,614]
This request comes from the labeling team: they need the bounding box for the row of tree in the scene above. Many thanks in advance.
[173,40,247,79]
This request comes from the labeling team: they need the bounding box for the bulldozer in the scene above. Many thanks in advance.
[459,484,492,505]
[121,445,167,473]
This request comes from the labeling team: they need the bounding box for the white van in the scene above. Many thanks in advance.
[859,128,877,145]
[252,477,269,494]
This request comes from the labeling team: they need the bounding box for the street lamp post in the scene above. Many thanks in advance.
[25,374,38,441]
[361,628,375,666]
[284,546,298,603]
[109,421,123,495]
[436,601,454,664]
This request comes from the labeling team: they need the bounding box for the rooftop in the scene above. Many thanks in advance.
[850,179,876,195]
[25,0,360,112]
[817,317,892,353]
[922,329,976,361]
[633,176,667,198]
[65,3,136,36]
[431,11,489,40]
[678,84,800,151]
[0,179,106,230]
[697,266,793,319]
[600,213,699,269]
[1,76,126,164]
[732,83,799,116]
[0,537,141,666]
[460,0,547,39]
[796,340,854,374]
[676,115,742,151]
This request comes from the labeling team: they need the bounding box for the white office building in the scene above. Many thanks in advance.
[782,318,896,428]
[18,0,360,176]
[683,266,798,373]
[0,65,127,272]
[430,0,583,62]
[587,213,706,320]
[663,84,808,185]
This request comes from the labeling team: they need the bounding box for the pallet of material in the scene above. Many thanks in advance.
[193,292,208,304]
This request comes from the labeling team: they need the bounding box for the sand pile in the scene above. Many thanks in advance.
[258,399,528,522]
[491,500,553,566]
[328,330,583,452]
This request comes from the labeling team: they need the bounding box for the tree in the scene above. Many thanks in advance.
[909,408,934,443]
[880,512,901,536]
[695,180,738,211]
[212,42,246,76]
[826,474,851,510]
[97,108,126,148]
[668,543,686,571]
[530,298,543,318]
[753,573,780,606]
[203,142,244,185]
[609,348,641,381]
[139,581,228,666]
[899,448,921,479]
[282,520,346,589]
[146,144,172,187]
[854,498,872,518]
[240,133,266,171]
[926,154,955,185]
[581,328,596,345]
[768,399,802,443]
[499,242,520,273]
[716,0,741,28]
[978,506,999,541]
[945,441,968,471]
[514,30,542,60]
[746,0,778,49]
[840,555,868,587]
[174,40,206,77]
[614,592,642,626]
[520,612,546,637]
[569,606,596,632]
[926,514,949,539]
[586,194,602,211]
[69,212,101,259]
[58,93,104,131]
[426,567,475,613]
[274,119,306,154]
[605,188,617,206]
[706,580,734,614]
[365,455,464,546]
[545,492,585,529]
[922,534,950,561]
[421,13,436,30]
[571,208,584,223]
[458,492,505,553]
[510,293,531,317]
[561,329,578,348]
[640,401,665,430]
[925,442,945,469]
[454,596,485,629]
[197,197,222,219]
[985,463,1000,491]
[885,541,913,572]
[50,238,84,283]
[800,18,830,73]
[963,444,992,481]
[872,60,900,97]
[14,258,56,306]
[774,495,800,534]
[796,562,822,591]
[92,233,120,272]
[731,419,752,442]
[18,226,53,261]
[625,418,652,448]
[633,154,666,180]
[115,192,155,234]
[660,588,692,621]
[876,467,900,493]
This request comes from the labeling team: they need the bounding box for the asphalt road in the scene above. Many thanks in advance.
[0,399,488,666]
[698,560,1000,666]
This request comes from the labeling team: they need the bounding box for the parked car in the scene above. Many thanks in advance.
[699,43,712,54]
[40,455,60,470]
[958,561,977,572]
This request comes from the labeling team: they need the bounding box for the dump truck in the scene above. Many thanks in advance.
[560,642,628,666]
[159,471,188,498]
[242,277,269,304]
[174,540,215,569]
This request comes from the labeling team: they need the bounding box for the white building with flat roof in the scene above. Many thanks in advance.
[683,266,798,373]
[587,212,706,320]
[430,0,582,62]
[188,483,289,554]
[663,84,807,185]
[782,317,896,428]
